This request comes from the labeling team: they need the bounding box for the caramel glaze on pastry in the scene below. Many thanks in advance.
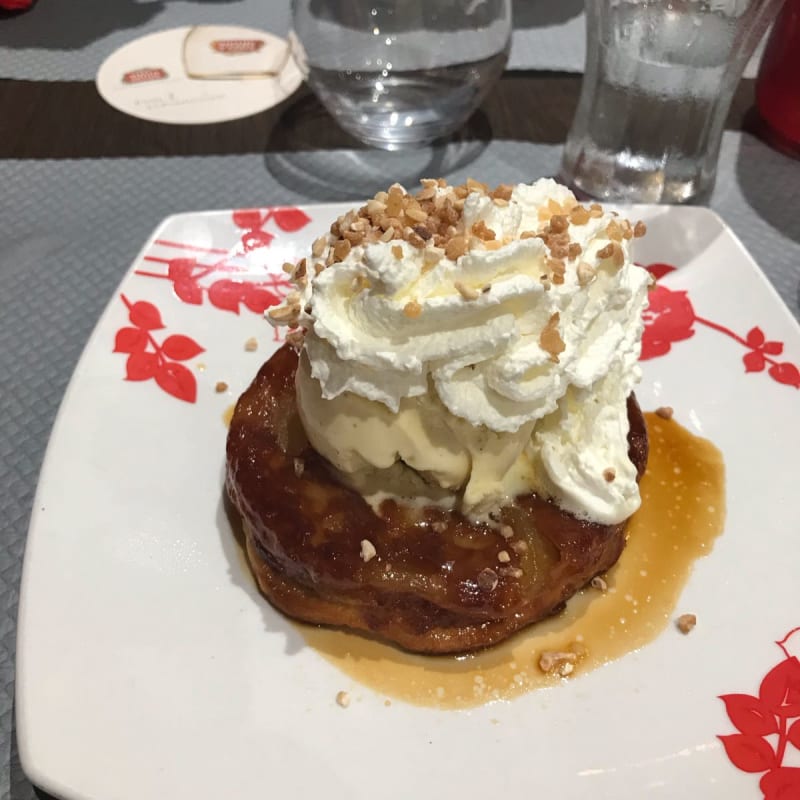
[226,345,648,655]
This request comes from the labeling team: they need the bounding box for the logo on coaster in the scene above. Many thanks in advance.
[211,39,265,55]
[122,67,168,84]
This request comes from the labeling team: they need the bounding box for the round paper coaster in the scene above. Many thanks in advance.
[96,25,303,125]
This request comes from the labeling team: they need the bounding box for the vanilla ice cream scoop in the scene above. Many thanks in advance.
[268,178,651,525]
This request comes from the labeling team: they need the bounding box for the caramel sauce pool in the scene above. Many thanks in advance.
[296,413,725,708]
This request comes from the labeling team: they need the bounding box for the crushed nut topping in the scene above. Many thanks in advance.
[497,550,511,563]
[293,458,304,478]
[311,236,327,257]
[471,219,496,241]
[491,183,513,201]
[540,312,566,362]
[267,303,299,325]
[466,177,489,194]
[431,520,447,533]
[606,220,623,241]
[215,381,228,393]
[423,248,443,270]
[331,239,351,263]
[403,300,423,318]
[655,405,674,420]
[500,524,514,539]
[546,257,566,285]
[633,220,647,238]
[569,205,590,225]
[591,576,608,591]
[597,241,625,268]
[360,539,377,563]
[620,218,634,240]
[266,181,646,337]
[511,540,528,554]
[676,613,697,634]
[596,242,614,260]
[454,280,480,301]
[477,567,499,591]
[603,467,616,482]
[445,235,468,260]
[413,224,433,241]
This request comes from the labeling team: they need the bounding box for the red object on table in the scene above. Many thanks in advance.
[0,0,34,9]
[756,0,800,157]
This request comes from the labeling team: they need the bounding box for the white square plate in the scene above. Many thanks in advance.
[16,204,800,800]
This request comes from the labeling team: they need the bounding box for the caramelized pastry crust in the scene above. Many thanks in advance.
[226,345,648,654]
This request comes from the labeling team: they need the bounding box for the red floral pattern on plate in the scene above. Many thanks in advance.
[133,207,311,315]
[719,628,800,799]
[113,295,203,403]
[641,264,800,388]
[134,239,292,317]
[232,206,312,252]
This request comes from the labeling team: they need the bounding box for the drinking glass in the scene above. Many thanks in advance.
[561,0,783,204]
[290,0,512,150]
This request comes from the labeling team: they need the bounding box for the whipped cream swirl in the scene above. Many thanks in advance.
[270,179,651,525]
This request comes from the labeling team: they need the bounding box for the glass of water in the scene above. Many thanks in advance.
[290,0,512,150]
[561,0,783,204]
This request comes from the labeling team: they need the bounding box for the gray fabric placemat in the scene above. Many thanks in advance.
[1,131,798,799]
[0,0,586,80]
[0,0,767,82]
[0,0,766,83]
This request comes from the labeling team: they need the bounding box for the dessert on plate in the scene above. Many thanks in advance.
[226,178,651,654]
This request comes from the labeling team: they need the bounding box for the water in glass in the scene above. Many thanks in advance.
[291,0,511,150]
[562,0,782,204]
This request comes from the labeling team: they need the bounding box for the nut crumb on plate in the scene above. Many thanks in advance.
[538,650,578,677]
[335,691,350,708]
[215,381,228,393]
[591,576,608,591]
[655,406,674,420]
[244,337,258,352]
[676,613,697,634]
